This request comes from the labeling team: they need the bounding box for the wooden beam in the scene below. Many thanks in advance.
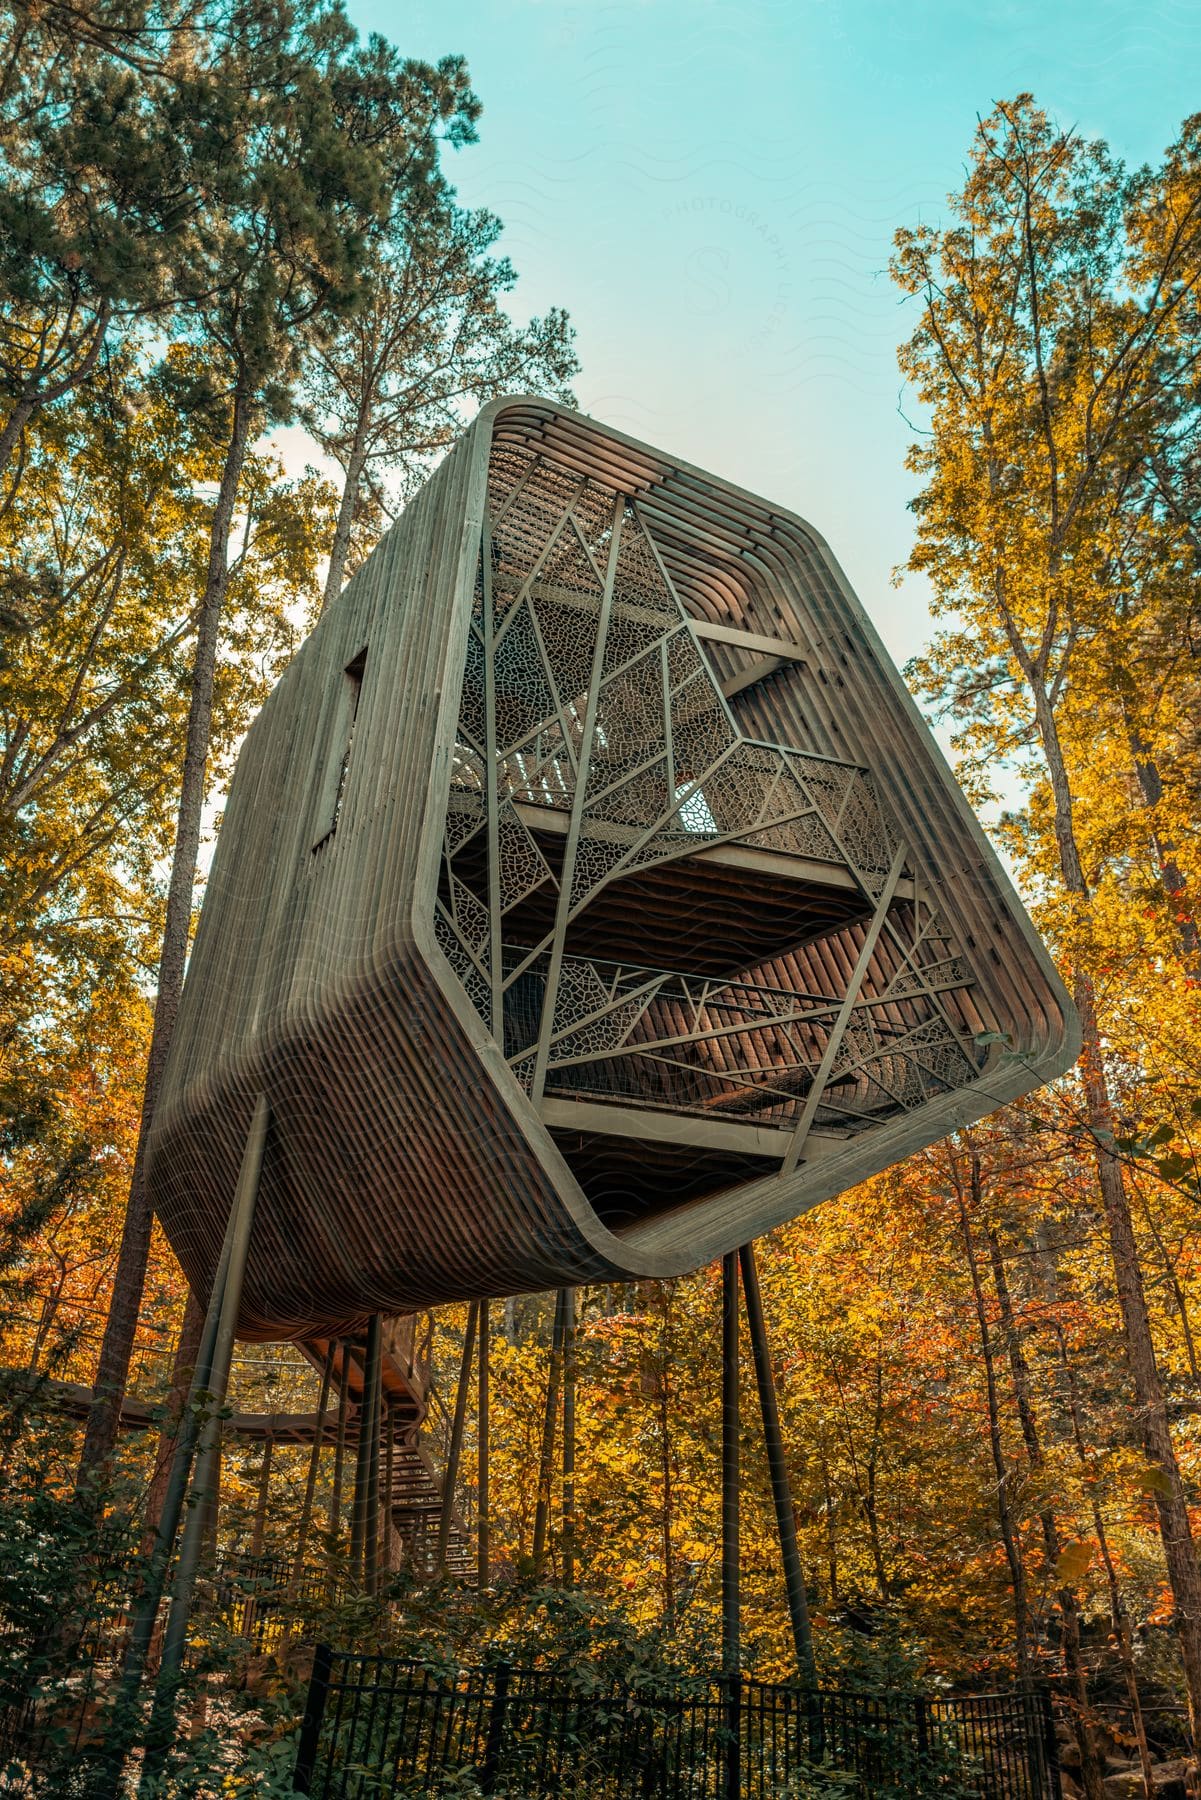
[720,653,786,700]
[691,619,809,663]
[513,798,917,900]
[539,1096,844,1165]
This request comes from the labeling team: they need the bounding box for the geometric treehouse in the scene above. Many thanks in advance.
[146,398,1079,1342]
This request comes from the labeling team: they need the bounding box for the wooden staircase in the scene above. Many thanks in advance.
[3,1310,477,1589]
[386,1435,475,1580]
[302,1318,476,1585]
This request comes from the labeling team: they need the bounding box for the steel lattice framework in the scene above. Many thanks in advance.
[438,449,986,1169]
[147,399,1078,1340]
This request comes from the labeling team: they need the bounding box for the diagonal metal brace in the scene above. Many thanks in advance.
[780,843,908,1177]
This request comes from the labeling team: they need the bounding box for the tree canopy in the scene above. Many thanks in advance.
[1,70,1200,1797]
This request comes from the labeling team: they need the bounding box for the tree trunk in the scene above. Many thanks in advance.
[1079,974,1201,1734]
[819,1451,840,1606]
[1127,729,1199,967]
[863,1351,890,1601]
[954,1155,1030,1679]
[328,1342,350,1545]
[141,1289,205,1554]
[658,1289,674,1618]
[1134,1187,1201,1390]
[986,1224,1104,1800]
[1029,675,1201,1738]
[27,1271,65,1375]
[0,396,34,476]
[321,429,368,613]
[1051,1315,1156,1800]
[76,382,255,1493]
[830,1359,890,1602]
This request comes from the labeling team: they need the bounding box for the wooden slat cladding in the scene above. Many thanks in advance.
[147,399,1078,1341]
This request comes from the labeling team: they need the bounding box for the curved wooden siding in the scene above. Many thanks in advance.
[147,398,1078,1341]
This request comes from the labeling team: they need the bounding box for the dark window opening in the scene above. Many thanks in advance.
[313,647,367,852]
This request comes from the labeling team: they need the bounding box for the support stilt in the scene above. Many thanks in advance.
[250,1438,273,1558]
[382,1408,396,1576]
[531,1289,567,1576]
[96,1174,240,1797]
[329,1338,349,1546]
[562,1287,576,1588]
[739,1242,816,1685]
[478,1298,489,1589]
[138,1094,269,1796]
[356,1315,382,1595]
[291,1340,334,1590]
[721,1252,741,1800]
[436,1302,478,1572]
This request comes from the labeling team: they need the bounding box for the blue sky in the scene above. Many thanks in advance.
[339,0,1198,668]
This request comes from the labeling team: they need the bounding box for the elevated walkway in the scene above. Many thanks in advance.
[1,1311,475,1583]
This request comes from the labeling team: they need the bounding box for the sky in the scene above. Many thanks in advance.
[323,0,1199,674]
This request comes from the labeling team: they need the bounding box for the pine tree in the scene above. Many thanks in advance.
[78,2,482,1482]
[892,94,1201,1732]
[302,176,576,610]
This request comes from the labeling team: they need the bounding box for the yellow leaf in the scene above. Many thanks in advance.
[1055,1540,1093,1586]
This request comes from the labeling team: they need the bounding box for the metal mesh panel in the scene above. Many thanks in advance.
[434,447,989,1157]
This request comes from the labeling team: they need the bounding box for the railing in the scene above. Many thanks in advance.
[294,1652,1062,1799]
[504,947,982,1135]
[0,1551,347,1773]
[205,1555,350,1654]
[0,1302,324,1414]
[476,732,901,895]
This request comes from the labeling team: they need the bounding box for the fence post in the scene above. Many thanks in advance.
[479,1662,511,1795]
[294,1642,333,1796]
[806,1686,825,1766]
[1040,1685,1063,1800]
[720,1673,742,1800]
[915,1693,929,1760]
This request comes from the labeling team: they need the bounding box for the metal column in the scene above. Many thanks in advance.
[436,1302,478,1572]
[721,1252,741,1800]
[138,1094,268,1794]
[562,1287,576,1588]
[478,1298,490,1589]
[740,1242,816,1685]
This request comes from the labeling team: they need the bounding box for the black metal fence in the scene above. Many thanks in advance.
[208,1553,347,1653]
[294,1650,1062,1799]
[0,1551,344,1773]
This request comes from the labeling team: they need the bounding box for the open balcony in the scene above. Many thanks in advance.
[428,435,998,1233]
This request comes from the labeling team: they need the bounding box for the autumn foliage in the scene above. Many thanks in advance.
[0,51,1199,1794]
